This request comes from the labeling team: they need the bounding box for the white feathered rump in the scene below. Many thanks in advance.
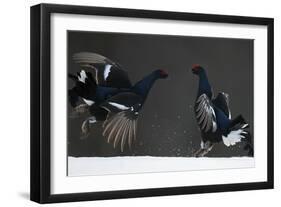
[222,129,248,147]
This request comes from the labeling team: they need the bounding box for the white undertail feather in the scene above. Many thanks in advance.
[222,129,247,147]
[104,65,112,80]
[78,70,87,83]
[79,70,95,106]
[88,117,97,124]
[242,124,249,129]
[82,98,95,106]
[108,102,130,110]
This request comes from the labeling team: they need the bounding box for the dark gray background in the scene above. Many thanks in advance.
[67,31,253,157]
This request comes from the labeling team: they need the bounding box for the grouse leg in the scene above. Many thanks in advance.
[194,141,214,157]
[201,143,214,157]
[69,104,89,118]
[194,148,205,157]
[80,116,97,139]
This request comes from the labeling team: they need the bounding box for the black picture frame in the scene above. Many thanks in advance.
[30,3,274,204]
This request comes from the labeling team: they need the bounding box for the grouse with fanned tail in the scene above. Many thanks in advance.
[191,64,253,157]
[68,52,168,152]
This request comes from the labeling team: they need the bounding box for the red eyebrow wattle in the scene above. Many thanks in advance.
[192,64,200,69]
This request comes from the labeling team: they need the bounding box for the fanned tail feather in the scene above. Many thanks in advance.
[222,122,253,156]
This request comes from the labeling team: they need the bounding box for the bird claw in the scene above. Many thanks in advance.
[193,148,205,157]
[193,142,214,157]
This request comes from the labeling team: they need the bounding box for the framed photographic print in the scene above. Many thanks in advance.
[30,3,274,203]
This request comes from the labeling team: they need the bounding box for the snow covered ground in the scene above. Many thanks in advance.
[68,156,255,177]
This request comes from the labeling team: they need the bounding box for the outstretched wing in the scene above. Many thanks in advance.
[68,70,97,107]
[213,92,231,119]
[195,94,217,132]
[73,52,132,88]
[100,92,143,152]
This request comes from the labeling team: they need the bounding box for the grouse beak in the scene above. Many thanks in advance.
[160,70,169,78]
[192,64,200,74]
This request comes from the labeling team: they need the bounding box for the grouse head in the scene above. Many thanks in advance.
[154,69,169,79]
[191,64,204,75]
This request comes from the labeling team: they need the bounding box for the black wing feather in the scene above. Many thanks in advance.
[194,94,217,132]
[73,52,132,88]
[213,92,231,119]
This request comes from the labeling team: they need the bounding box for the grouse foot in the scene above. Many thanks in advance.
[193,141,214,157]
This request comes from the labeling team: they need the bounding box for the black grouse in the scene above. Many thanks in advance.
[68,52,168,152]
[191,64,253,157]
